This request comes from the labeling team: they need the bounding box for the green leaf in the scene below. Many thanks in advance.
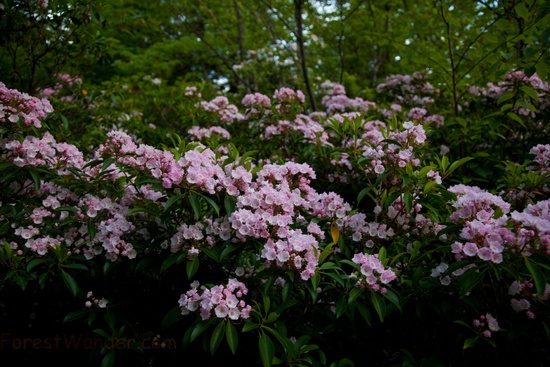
[496,91,515,105]
[28,168,41,191]
[199,193,220,216]
[463,337,478,350]
[161,306,184,330]
[266,312,278,323]
[424,181,437,194]
[274,300,299,314]
[259,332,274,367]
[355,302,372,326]
[210,321,225,355]
[101,157,115,172]
[378,247,387,263]
[348,287,364,304]
[104,310,116,330]
[324,272,345,287]
[16,276,28,291]
[62,263,89,271]
[188,193,201,220]
[506,111,526,128]
[27,258,47,272]
[220,242,244,260]
[457,268,484,298]
[525,257,546,297]
[403,191,413,213]
[447,157,474,176]
[242,321,260,332]
[190,318,217,342]
[82,159,103,170]
[224,196,236,215]
[164,194,183,212]
[93,328,111,338]
[264,326,296,356]
[335,296,347,318]
[62,270,79,297]
[186,256,200,279]
[101,350,116,367]
[383,289,402,312]
[370,291,386,322]
[160,253,179,273]
[63,309,87,323]
[515,2,529,19]
[357,187,372,205]
[87,221,97,241]
[520,85,539,102]
[319,243,335,264]
[226,321,239,354]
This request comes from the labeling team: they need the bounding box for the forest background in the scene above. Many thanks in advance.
[1,1,550,366]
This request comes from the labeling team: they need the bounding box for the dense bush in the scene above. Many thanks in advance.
[1,65,549,367]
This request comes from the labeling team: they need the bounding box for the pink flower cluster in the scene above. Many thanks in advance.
[449,184,511,222]
[85,291,109,308]
[2,132,85,174]
[196,96,244,124]
[96,130,184,189]
[242,92,271,108]
[450,184,550,262]
[187,125,230,142]
[349,252,397,293]
[529,144,550,173]
[359,121,425,177]
[179,147,227,194]
[261,114,330,146]
[472,70,549,119]
[40,73,82,100]
[184,86,201,98]
[273,87,305,104]
[170,222,207,255]
[450,213,511,263]
[430,262,477,286]
[225,162,359,279]
[449,185,514,263]
[376,71,437,106]
[261,230,319,280]
[472,313,500,338]
[509,199,550,255]
[508,279,550,320]
[77,195,137,261]
[0,82,53,129]
[320,81,377,115]
[178,279,251,321]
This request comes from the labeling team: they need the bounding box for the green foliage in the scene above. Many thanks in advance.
[1,1,550,367]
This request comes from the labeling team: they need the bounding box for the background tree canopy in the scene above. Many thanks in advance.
[2,0,549,99]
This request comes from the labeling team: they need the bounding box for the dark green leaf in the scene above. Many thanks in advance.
[188,193,201,220]
[457,268,484,298]
[63,309,87,323]
[101,350,116,367]
[186,256,200,279]
[190,318,217,342]
[259,332,274,367]
[62,271,79,297]
[161,306,184,330]
[210,321,225,355]
[225,321,239,354]
[27,258,46,272]
[371,291,386,322]
[525,257,546,297]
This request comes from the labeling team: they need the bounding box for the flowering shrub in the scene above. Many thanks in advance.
[1,70,549,367]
